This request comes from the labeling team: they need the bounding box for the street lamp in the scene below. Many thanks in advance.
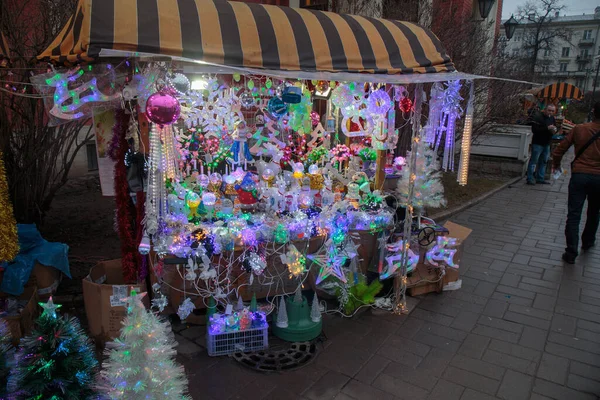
[504,15,519,40]
[478,0,496,19]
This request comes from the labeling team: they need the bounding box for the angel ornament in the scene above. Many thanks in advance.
[230,120,253,165]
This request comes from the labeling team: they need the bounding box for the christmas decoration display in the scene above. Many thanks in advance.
[27,53,473,342]
[0,150,18,262]
[272,289,322,342]
[425,236,460,269]
[101,291,190,399]
[7,298,100,400]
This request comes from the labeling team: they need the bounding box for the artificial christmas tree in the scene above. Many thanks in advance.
[310,293,321,323]
[275,297,288,328]
[7,297,100,400]
[396,145,446,209]
[101,291,190,400]
[0,320,14,398]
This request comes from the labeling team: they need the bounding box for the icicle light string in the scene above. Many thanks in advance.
[458,80,475,186]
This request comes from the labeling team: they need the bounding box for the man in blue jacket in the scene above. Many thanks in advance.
[527,104,558,185]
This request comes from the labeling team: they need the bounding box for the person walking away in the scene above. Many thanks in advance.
[527,104,558,185]
[552,102,600,264]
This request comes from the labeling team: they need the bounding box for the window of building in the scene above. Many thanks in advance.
[541,65,549,73]
[581,49,590,58]
[544,49,550,57]
[584,30,593,40]
[562,47,570,57]
[578,62,585,72]
[512,49,519,57]
[559,62,568,72]
[576,78,585,88]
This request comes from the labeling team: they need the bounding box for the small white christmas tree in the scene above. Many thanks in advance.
[310,293,321,323]
[293,287,303,303]
[235,296,244,311]
[276,297,289,328]
[101,291,191,400]
[396,145,446,209]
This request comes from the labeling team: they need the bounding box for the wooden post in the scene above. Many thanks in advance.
[374,149,386,191]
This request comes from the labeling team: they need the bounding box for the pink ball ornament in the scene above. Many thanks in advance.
[310,111,320,127]
[145,91,181,125]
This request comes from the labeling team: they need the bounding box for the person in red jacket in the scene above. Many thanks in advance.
[552,102,600,264]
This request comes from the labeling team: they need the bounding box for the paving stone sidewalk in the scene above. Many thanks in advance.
[176,171,600,400]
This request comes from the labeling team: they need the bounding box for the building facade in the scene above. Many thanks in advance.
[502,7,600,93]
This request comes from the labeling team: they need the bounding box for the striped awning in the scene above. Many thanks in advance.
[37,0,454,75]
[536,82,584,101]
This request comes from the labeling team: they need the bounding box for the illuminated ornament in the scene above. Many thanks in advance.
[281,244,307,278]
[368,89,392,116]
[310,111,321,127]
[166,73,191,96]
[186,192,201,219]
[268,97,287,118]
[243,252,267,275]
[292,162,305,179]
[261,168,275,187]
[308,242,348,285]
[196,174,210,189]
[146,91,181,125]
[458,81,474,186]
[239,92,255,109]
[202,192,217,211]
[39,297,62,319]
[235,173,259,205]
[380,240,419,279]
[426,236,459,269]
[316,80,329,92]
[177,298,195,321]
[138,232,151,255]
[151,294,168,312]
[273,224,289,244]
[46,69,120,120]
[399,97,413,114]
[247,80,255,90]
[265,78,273,89]
[233,73,241,82]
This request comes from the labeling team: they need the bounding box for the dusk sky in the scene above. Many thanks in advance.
[502,0,599,19]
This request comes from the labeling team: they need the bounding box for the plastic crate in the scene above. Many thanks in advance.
[206,325,268,356]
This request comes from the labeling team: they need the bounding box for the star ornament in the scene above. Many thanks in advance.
[308,244,348,285]
[39,297,62,319]
[125,290,147,312]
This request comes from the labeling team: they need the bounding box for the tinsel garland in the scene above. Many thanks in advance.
[0,151,19,262]
[113,110,138,283]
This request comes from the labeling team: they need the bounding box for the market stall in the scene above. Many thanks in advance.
[32,0,475,355]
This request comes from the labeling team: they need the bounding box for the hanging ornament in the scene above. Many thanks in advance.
[268,97,287,118]
[316,80,329,93]
[233,73,241,82]
[399,97,413,114]
[426,236,459,269]
[380,240,419,279]
[368,89,392,116]
[177,298,195,320]
[167,73,191,96]
[265,78,273,89]
[239,92,255,109]
[146,91,181,125]
[310,111,321,127]
[280,244,307,278]
[276,83,285,97]
[247,80,255,90]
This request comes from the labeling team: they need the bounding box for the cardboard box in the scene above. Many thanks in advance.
[82,259,148,345]
[442,221,472,286]
[26,263,62,299]
[0,286,38,345]
[407,264,443,296]
[404,221,472,296]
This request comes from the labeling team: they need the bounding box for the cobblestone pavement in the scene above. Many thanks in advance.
[176,172,600,400]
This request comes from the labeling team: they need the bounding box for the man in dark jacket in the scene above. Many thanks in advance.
[552,102,600,264]
[527,104,557,185]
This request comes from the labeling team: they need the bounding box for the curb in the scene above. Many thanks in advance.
[430,175,524,222]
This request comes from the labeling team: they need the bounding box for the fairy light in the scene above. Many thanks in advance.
[458,81,474,186]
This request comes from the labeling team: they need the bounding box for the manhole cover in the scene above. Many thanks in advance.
[231,335,324,372]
